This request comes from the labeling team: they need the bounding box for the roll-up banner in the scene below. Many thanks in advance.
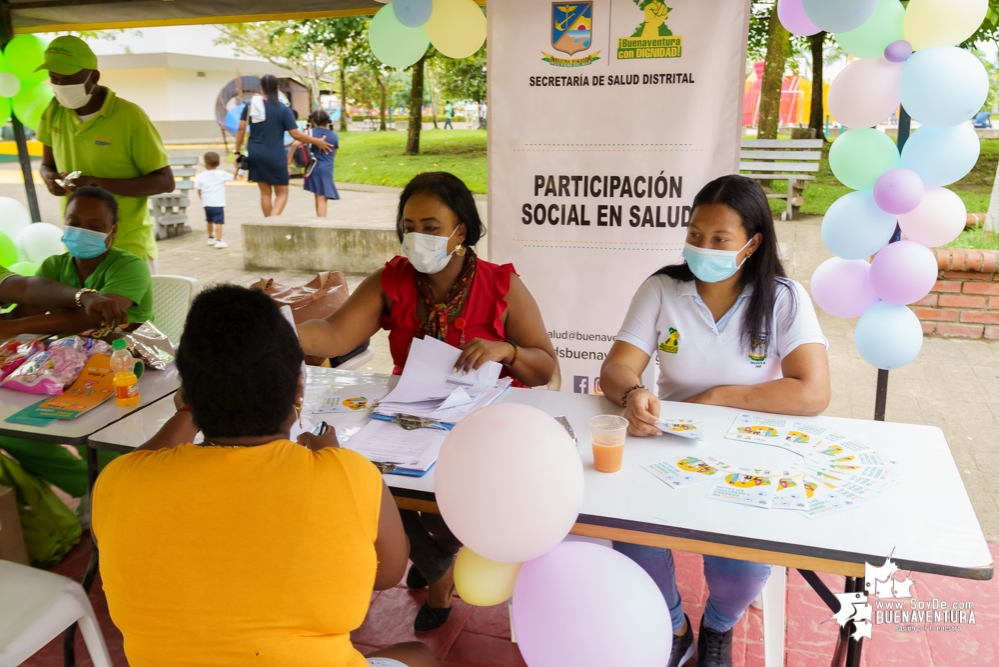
[489,0,751,394]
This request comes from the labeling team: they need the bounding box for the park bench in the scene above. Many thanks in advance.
[740,139,823,220]
[149,156,198,240]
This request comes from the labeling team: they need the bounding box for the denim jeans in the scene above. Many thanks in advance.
[613,542,771,633]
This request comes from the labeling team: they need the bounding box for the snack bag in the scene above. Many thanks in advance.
[51,335,112,358]
[0,338,47,382]
[0,346,89,395]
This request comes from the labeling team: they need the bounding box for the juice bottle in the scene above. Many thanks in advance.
[111,339,140,407]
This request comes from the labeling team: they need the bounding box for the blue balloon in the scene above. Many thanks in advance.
[224,103,246,135]
[821,191,897,260]
[901,124,981,188]
[803,0,877,33]
[900,47,989,128]
[854,302,923,370]
[394,0,434,28]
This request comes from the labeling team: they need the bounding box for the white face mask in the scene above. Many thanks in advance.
[401,228,459,274]
[52,72,94,110]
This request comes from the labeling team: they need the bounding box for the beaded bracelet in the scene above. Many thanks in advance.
[503,339,519,367]
[621,383,645,408]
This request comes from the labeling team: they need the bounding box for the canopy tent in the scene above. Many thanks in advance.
[2,0,382,33]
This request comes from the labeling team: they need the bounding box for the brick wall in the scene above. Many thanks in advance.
[914,249,999,339]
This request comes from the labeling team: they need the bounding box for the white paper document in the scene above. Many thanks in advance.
[375,336,510,423]
[343,419,447,473]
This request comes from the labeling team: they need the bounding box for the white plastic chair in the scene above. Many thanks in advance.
[0,559,112,667]
[150,274,200,346]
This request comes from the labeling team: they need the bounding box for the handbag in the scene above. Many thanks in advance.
[251,272,351,365]
[0,453,82,567]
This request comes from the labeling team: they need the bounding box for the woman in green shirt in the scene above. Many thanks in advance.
[11,186,152,334]
[1,186,153,501]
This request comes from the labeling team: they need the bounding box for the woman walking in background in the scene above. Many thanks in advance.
[234,74,332,217]
[290,109,340,217]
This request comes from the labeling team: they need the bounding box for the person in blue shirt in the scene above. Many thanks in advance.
[293,109,340,218]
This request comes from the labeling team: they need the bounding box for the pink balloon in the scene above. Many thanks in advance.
[869,240,939,305]
[874,168,925,215]
[898,187,966,247]
[811,258,880,317]
[778,0,820,36]
[512,542,673,667]
[828,57,903,129]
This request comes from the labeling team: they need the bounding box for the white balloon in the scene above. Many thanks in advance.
[435,403,584,563]
[828,57,903,129]
[14,222,66,264]
[901,124,980,188]
[0,73,21,98]
[905,0,988,51]
[898,187,967,248]
[0,196,32,240]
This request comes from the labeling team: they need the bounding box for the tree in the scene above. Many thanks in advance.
[757,5,790,140]
[407,54,427,155]
[809,32,827,140]
[215,22,338,109]
[438,49,487,103]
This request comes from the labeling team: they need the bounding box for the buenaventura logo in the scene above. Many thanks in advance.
[618,0,682,60]
[543,3,602,67]
[94,135,112,146]
[749,335,767,366]
[659,327,680,354]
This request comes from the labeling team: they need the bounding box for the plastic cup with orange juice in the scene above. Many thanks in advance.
[589,415,628,473]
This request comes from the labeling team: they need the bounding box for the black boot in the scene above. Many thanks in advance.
[697,616,734,667]
[406,565,427,589]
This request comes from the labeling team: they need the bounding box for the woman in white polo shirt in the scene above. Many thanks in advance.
[600,175,830,667]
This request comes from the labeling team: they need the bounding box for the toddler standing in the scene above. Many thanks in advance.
[194,151,234,249]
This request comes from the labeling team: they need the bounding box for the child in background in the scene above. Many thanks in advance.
[290,110,339,217]
[194,151,234,249]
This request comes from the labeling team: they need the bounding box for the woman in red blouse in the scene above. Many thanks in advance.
[299,172,556,631]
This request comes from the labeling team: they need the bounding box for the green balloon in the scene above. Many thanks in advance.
[829,128,901,191]
[835,0,905,59]
[3,35,49,86]
[0,232,17,267]
[12,82,53,130]
[0,96,10,125]
[9,261,39,276]
[369,4,429,70]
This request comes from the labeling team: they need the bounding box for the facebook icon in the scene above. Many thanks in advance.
[573,376,589,394]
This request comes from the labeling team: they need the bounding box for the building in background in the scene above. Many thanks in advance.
[79,26,299,144]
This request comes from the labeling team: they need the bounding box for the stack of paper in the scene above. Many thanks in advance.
[343,419,447,476]
[642,412,901,519]
[374,336,511,423]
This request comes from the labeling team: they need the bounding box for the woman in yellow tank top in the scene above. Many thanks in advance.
[91,285,436,667]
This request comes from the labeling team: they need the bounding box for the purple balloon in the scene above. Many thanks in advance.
[512,542,672,667]
[885,40,913,63]
[811,257,880,318]
[874,168,925,215]
[778,0,820,36]
[869,240,939,305]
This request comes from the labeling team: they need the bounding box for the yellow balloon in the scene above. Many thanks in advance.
[904,0,988,51]
[454,547,522,607]
[426,0,487,59]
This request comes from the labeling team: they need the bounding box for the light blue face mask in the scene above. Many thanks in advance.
[682,240,752,283]
[62,226,110,260]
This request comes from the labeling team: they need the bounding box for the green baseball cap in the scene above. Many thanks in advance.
[35,36,98,75]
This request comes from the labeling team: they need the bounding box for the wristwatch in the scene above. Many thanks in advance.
[74,287,99,308]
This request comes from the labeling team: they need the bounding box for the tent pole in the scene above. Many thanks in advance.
[874,106,912,422]
[0,0,42,223]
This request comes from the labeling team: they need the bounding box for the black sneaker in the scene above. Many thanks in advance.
[697,616,734,667]
[668,614,696,667]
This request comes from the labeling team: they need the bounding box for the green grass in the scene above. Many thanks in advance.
[945,224,999,250]
[760,134,999,218]
[334,129,487,193]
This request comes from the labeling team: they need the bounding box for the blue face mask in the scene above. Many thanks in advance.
[62,226,110,260]
[682,240,752,283]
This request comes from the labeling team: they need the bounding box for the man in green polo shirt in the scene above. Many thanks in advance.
[36,36,174,270]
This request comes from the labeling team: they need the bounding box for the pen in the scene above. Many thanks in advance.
[312,421,329,436]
